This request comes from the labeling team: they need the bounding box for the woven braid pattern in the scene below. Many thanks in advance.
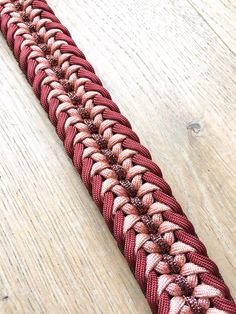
[0,1,235,313]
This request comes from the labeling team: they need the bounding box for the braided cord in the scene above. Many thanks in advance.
[0,1,235,313]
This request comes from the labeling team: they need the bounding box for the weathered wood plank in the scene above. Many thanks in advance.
[188,0,236,54]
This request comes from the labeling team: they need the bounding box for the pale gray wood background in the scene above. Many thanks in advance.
[0,0,235,313]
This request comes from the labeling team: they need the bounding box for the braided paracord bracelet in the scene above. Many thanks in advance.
[0,1,235,313]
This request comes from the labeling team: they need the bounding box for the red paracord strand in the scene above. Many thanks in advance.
[0,1,235,313]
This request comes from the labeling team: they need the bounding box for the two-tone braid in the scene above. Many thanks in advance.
[0,1,235,313]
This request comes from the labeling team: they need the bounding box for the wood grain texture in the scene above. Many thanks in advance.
[187,0,236,54]
[0,0,235,313]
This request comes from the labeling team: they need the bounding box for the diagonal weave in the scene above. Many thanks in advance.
[0,0,235,313]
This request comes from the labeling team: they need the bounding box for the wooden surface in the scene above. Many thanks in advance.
[0,0,236,313]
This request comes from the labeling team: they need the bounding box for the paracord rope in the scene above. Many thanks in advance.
[0,1,235,313]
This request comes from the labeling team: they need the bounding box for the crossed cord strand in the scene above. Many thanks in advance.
[0,1,236,313]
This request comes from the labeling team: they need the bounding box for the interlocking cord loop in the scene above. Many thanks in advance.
[0,1,235,313]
